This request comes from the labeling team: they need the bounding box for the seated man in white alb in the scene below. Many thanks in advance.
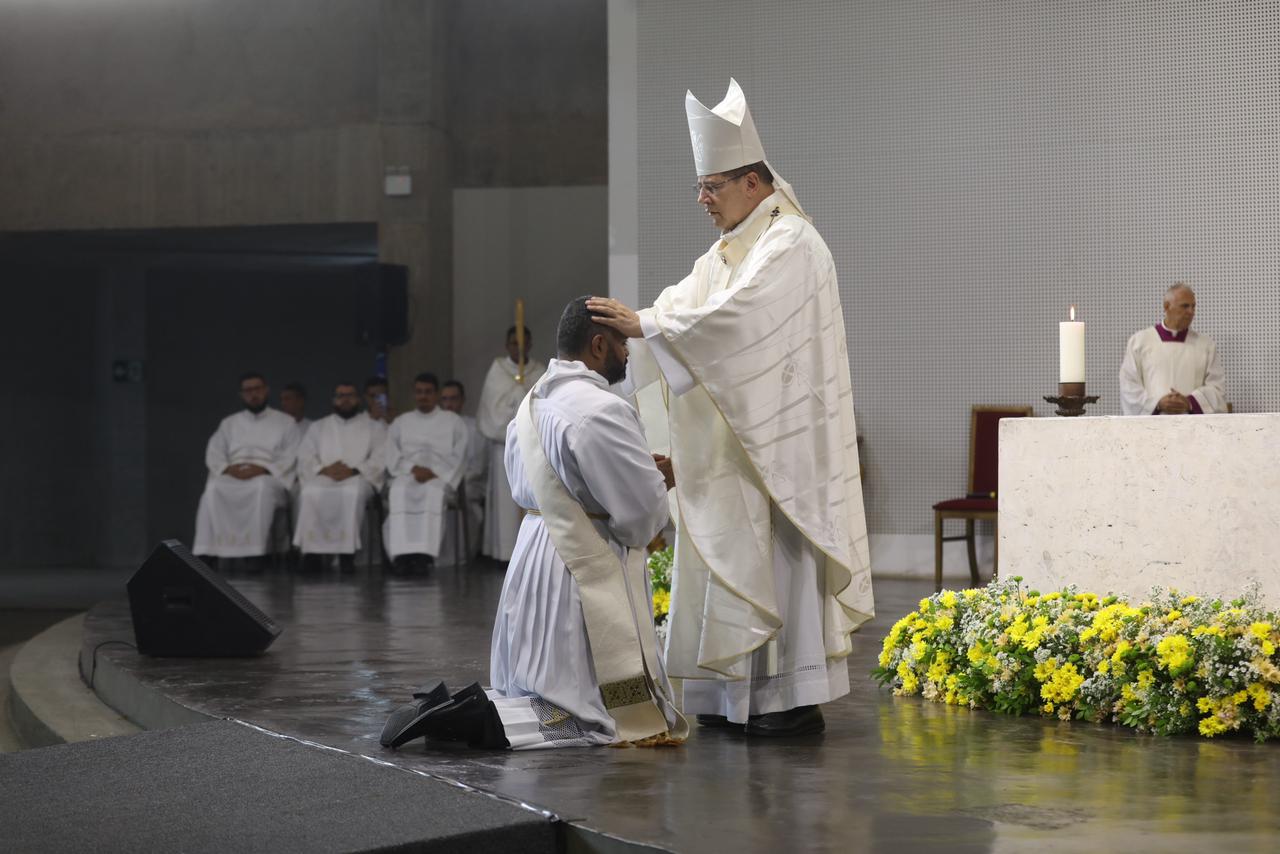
[193,372,301,566]
[437,379,488,564]
[280,381,313,436]
[1119,283,1227,415]
[292,381,388,572]
[383,373,469,573]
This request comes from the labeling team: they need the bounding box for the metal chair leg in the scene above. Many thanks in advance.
[934,513,944,593]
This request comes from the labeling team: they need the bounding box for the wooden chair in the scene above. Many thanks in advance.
[932,405,1033,592]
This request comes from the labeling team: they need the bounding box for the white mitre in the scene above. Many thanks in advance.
[685,78,808,218]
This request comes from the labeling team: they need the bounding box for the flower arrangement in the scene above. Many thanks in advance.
[873,577,1280,741]
[648,546,673,644]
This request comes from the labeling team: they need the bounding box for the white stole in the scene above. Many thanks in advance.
[515,387,687,743]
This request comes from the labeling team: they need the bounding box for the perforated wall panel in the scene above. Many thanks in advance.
[636,0,1280,538]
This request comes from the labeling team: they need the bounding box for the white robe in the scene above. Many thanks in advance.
[490,360,675,748]
[630,190,874,722]
[437,414,488,566]
[193,408,300,558]
[477,356,547,560]
[292,412,387,555]
[383,408,469,559]
[1119,325,1227,415]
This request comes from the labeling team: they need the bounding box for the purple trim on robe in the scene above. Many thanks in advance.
[1188,394,1203,414]
[1154,324,1188,343]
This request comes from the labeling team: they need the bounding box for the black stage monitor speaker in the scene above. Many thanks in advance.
[357,263,409,347]
[127,540,282,657]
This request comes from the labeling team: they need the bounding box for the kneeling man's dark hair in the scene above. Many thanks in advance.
[413,372,439,390]
[557,296,610,357]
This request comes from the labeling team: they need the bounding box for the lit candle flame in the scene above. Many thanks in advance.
[1070,305,1076,321]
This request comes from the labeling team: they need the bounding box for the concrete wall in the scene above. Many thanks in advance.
[614,0,1280,580]
[0,0,608,568]
[452,186,609,411]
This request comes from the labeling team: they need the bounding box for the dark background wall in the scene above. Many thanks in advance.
[0,268,98,566]
[0,0,607,570]
[145,266,380,549]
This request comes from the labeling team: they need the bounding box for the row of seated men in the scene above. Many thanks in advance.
[191,372,488,573]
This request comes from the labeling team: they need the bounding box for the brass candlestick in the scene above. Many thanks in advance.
[1044,382,1099,417]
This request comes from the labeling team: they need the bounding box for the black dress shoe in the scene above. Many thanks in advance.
[421,691,509,749]
[744,705,825,738]
[380,680,451,748]
[696,714,744,729]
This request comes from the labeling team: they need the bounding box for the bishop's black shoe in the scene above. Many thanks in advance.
[696,714,744,729]
[744,705,825,738]
[380,680,451,748]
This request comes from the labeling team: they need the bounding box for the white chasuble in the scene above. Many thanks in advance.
[490,360,685,749]
[292,412,387,554]
[193,408,301,558]
[1119,325,1227,416]
[383,408,469,559]
[629,191,874,721]
[477,356,547,560]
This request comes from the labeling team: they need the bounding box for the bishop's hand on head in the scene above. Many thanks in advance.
[586,297,643,339]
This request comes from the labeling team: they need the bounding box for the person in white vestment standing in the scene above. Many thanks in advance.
[193,372,302,566]
[588,79,875,737]
[384,298,685,750]
[476,326,547,561]
[292,381,388,572]
[280,382,312,436]
[437,380,487,564]
[383,373,469,573]
[1119,283,1227,416]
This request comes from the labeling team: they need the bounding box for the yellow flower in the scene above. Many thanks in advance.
[1249,622,1273,641]
[1247,683,1271,712]
[910,638,928,663]
[1136,670,1155,691]
[966,644,986,665]
[962,589,980,601]
[896,661,919,694]
[1165,610,1182,622]
[933,615,954,632]
[1111,640,1132,663]
[940,591,958,609]
[1097,660,1110,675]
[1180,596,1199,605]
[1008,619,1029,643]
[919,598,933,612]
[1021,626,1047,651]
[1199,715,1229,737]
[1032,615,1049,629]
[1041,662,1085,703]
[1034,657,1059,680]
[1192,624,1225,638]
[1156,634,1193,673]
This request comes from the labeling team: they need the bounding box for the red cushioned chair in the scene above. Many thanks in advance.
[932,405,1033,592]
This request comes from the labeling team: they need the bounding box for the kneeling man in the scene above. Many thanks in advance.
[292,382,388,566]
[391,298,686,749]
[194,372,301,560]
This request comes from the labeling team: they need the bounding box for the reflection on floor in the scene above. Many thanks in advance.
[82,561,1280,853]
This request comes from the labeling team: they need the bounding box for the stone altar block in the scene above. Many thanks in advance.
[999,414,1280,607]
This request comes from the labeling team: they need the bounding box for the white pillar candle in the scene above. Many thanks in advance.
[1059,305,1085,383]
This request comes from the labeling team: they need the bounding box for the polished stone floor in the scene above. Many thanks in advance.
[83,562,1280,853]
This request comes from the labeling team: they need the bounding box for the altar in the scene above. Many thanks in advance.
[999,413,1280,606]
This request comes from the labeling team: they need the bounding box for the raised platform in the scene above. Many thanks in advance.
[36,562,1280,852]
[1000,413,1280,605]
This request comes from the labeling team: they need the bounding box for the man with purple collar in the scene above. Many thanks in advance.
[1119,283,1227,416]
